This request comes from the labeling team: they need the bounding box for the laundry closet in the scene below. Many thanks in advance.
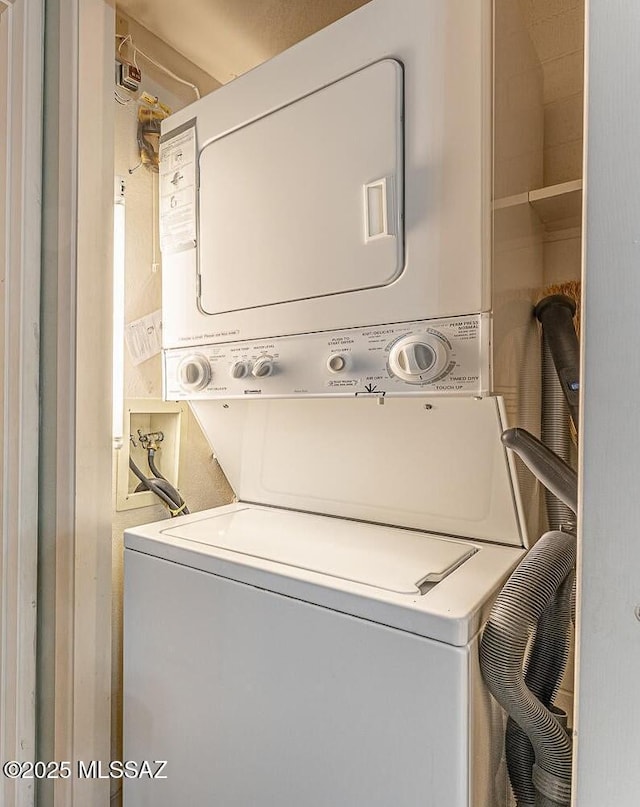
[109,2,585,806]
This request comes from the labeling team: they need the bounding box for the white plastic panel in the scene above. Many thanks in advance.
[190,396,526,547]
[159,506,475,594]
[163,315,491,400]
[124,550,498,806]
[198,59,403,315]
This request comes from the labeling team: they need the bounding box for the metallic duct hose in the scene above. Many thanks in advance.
[504,571,574,806]
[541,339,574,531]
[501,429,577,514]
[504,339,575,804]
[485,294,580,805]
[483,429,578,806]
[534,295,580,428]
[537,293,580,531]
[480,531,575,807]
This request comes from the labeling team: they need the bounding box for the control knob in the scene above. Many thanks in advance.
[388,333,450,384]
[327,354,347,373]
[230,361,250,379]
[252,356,274,378]
[177,354,212,392]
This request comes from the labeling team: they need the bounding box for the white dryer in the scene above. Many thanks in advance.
[159,0,494,359]
[158,0,542,410]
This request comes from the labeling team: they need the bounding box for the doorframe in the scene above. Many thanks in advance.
[1,1,43,805]
[38,0,114,805]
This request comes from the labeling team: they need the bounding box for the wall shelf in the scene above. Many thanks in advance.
[494,179,583,232]
[528,179,582,231]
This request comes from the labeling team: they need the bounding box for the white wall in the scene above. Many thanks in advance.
[574,2,640,804]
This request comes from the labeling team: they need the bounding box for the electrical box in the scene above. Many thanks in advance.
[116,399,187,512]
[117,60,141,93]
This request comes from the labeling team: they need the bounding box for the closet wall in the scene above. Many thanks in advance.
[521,0,584,285]
[110,14,234,800]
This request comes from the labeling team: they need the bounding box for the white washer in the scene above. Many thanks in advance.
[124,503,521,807]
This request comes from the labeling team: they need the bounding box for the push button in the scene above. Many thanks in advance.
[327,354,347,373]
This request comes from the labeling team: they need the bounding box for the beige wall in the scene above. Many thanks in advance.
[515,1,584,289]
[116,0,371,84]
[520,0,584,186]
[111,18,233,799]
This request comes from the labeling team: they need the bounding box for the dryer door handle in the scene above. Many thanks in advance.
[364,177,394,242]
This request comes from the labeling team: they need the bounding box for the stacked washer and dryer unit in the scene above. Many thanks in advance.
[124,1,543,805]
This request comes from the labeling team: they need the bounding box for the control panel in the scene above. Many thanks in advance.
[163,315,490,400]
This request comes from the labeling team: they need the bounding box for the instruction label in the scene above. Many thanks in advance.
[125,309,163,366]
[159,124,197,253]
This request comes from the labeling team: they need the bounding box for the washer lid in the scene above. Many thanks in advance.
[191,396,528,548]
[159,507,475,595]
[125,503,524,646]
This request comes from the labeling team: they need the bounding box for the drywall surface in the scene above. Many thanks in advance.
[520,0,584,185]
[574,2,640,804]
[117,0,371,84]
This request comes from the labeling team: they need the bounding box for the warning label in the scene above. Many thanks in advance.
[159,126,197,253]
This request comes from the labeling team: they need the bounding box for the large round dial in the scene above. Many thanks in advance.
[388,332,450,384]
[177,354,212,392]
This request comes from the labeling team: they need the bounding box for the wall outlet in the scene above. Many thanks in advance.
[116,399,187,512]
[117,61,142,93]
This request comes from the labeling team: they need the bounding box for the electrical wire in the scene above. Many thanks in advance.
[151,171,160,272]
[116,33,138,68]
[115,32,200,99]
[114,89,132,105]
[133,46,201,99]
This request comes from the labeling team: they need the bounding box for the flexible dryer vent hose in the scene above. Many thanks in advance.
[501,428,577,515]
[480,531,576,806]
[542,339,574,530]
[536,287,580,532]
[534,295,580,430]
[504,571,574,806]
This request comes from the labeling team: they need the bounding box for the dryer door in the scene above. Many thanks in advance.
[198,59,404,315]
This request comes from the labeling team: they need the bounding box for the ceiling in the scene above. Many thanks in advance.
[116,0,371,84]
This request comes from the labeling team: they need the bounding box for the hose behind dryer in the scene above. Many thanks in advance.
[480,530,575,807]
[536,284,581,532]
[482,428,578,806]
